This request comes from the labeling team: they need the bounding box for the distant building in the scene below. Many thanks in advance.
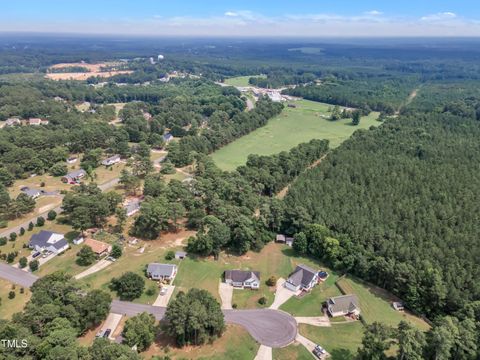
[285,264,318,292]
[175,251,187,260]
[392,302,405,311]
[28,118,42,126]
[124,199,141,217]
[224,270,260,289]
[101,154,121,166]
[5,118,21,127]
[61,169,86,183]
[285,237,294,247]
[158,54,164,61]
[146,263,177,281]
[67,156,78,164]
[276,234,286,243]
[73,236,84,245]
[326,295,361,317]
[163,133,173,142]
[84,238,112,257]
[28,230,69,254]
[21,187,43,199]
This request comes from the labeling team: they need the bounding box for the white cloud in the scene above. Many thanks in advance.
[421,12,457,22]
[224,11,238,17]
[364,10,383,16]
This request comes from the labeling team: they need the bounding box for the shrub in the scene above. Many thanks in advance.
[266,276,277,287]
[110,244,122,259]
[19,227,25,236]
[47,210,57,221]
[9,232,17,242]
[36,216,45,227]
[76,246,96,266]
[0,237,7,246]
[40,182,45,187]
[29,259,39,272]
[146,287,156,296]
[6,252,16,263]
[0,220,7,228]
[28,222,34,231]
[165,250,175,260]
[20,288,24,294]
[232,303,238,309]
[8,291,15,299]
[258,296,267,305]
[19,257,28,269]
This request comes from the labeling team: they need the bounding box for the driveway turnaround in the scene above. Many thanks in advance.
[295,315,331,327]
[74,259,112,280]
[224,309,297,348]
[254,344,272,360]
[270,278,298,310]
[218,281,233,309]
[0,263,39,287]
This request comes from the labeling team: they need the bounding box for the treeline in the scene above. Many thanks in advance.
[284,77,419,114]
[167,97,283,166]
[283,113,480,319]
[248,71,316,88]
[0,272,141,360]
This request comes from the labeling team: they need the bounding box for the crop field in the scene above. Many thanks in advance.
[211,99,380,170]
[224,75,266,87]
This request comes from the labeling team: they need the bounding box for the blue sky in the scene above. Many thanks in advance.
[2,0,480,36]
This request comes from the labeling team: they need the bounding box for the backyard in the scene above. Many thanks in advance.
[211,99,380,170]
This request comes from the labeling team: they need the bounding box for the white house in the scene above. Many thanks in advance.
[28,231,69,254]
[285,264,318,292]
[224,270,260,289]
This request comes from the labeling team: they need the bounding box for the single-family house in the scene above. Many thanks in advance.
[101,154,121,166]
[21,187,43,199]
[67,156,78,164]
[276,234,286,243]
[29,230,69,254]
[224,270,260,289]
[146,263,177,281]
[84,238,112,257]
[163,133,173,143]
[5,118,21,127]
[28,118,42,126]
[124,199,141,217]
[175,251,187,260]
[326,294,361,317]
[61,169,86,183]
[285,264,318,292]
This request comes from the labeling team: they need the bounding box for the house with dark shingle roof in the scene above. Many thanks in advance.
[28,230,69,254]
[61,169,86,183]
[224,270,260,289]
[101,154,121,166]
[326,294,360,317]
[285,264,318,292]
[147,263,177,281]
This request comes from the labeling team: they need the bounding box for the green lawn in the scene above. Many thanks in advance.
[211,99,380,170]
[224,75,265,87]
[299,322,364,360]
[0,279,31,319]
[273,342,313,360]
[232,286,275,309]
[336,277,430,330]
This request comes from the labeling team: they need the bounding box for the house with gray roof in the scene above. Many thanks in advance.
[21,187,43,199]
[285,264,318,292]
[146,263,177,281]
[61,169,86,183]
[326,294,360,317]
[224,270,260,289]
[175,251,187,260]
[101,154,121,166]
[28,230,69,254]
[124,199,141,217]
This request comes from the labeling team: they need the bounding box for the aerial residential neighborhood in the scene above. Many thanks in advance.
[0,1,478,360]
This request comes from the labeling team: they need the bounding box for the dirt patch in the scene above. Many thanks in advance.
[46,62,133,81]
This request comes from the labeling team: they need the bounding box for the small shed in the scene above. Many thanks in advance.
[276,234,286,243]
[285,237,294,247]
[175,251,187,260]
[73,236,84,245]
[393,302,405,311]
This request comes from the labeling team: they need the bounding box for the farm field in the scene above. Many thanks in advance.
[299,322,364,360]
[211,99,380,170]
[336,276,431,330]
[224,75,265,87]
[143,324,259,360]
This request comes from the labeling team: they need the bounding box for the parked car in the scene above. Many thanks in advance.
[32,252,41,258]
[103,329,111,338]
[106,256,116,262]
[95,330,104,338]
[313,345,326,358]
[160,287,168,295]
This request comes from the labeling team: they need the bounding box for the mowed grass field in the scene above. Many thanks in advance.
[224,75,265,87]
[211,99,380,170]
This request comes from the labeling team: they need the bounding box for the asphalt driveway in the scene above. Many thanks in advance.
[0,263,39,287]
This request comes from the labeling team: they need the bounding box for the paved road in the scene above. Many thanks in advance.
[0,263,39,287]
[110,301,297,348]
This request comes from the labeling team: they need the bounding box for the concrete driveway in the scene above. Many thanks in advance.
[270,278,298,310]
[0,263,39,287]
[13,251,56,270]
[100,313,123,340]
[111,300,167,320]
[152,285,175,307]
[295,315,331,327]
[296,333,330,359]
[254,345,272,360]
[74,259,112,280]
[219,282,233,309]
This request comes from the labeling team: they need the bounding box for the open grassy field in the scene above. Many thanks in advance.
[143,324,259,360]
[273,342,313,360]
[336,276,430,330]
[224,75,266,87]
[211,99,380,170]
[232,285,275,309]
[300,322,364,360]
[0,279,31,319]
